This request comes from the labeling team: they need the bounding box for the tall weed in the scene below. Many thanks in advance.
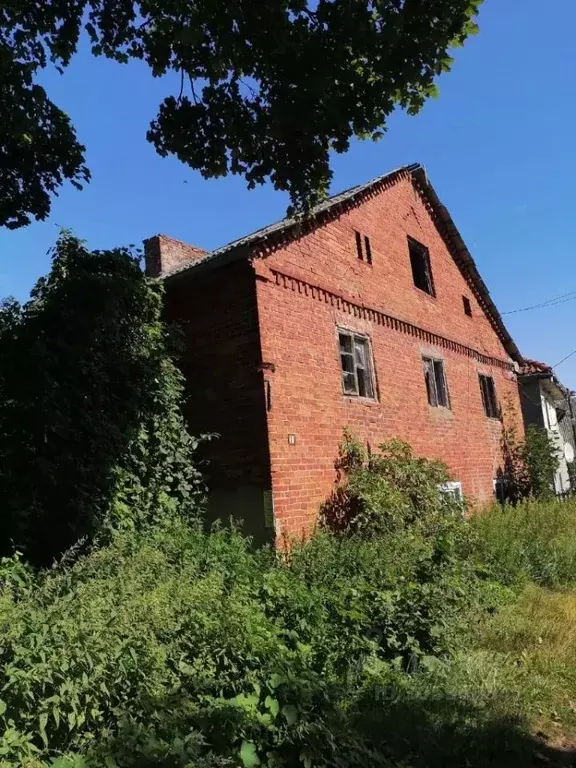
[471,500,576,587]
[0,517,491,767]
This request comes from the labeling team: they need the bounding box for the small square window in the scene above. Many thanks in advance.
[463,296,472,316]
[479,374,499,418]
[408,238,435,296]
[338,330,375,399]
[423,357,450,408]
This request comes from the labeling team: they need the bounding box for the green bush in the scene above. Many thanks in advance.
[470,499,576,588]
[0,234,206,564]
[320,432,463,537]
[500,418,559,502]
[0,513,494,767]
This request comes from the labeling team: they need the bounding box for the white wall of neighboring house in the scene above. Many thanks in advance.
[540,386,571,493]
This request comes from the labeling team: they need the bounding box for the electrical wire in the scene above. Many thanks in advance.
[502,290,576,315]
[553,348,576,370]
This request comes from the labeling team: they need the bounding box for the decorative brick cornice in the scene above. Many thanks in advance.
[270,268,514,372]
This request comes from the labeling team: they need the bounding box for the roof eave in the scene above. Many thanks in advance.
[411,167,522,363]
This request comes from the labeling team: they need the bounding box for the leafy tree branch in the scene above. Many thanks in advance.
[1,0,482,227]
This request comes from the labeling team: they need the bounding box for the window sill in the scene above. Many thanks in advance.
[414,286,436,301]
[343,395,380,406]
[429,405,453,420]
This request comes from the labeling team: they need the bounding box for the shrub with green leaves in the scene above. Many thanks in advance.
[0,233,206,564]
[0,514,495,767]
[500,418,559,502]
[320,431,463,537]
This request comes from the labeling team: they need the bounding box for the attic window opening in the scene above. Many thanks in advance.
[423,356,450,408]
[338,330,375,399]
[364,236,372,264]
[463,296,472,316]
[354,231,373,264]
[479,374,499,418]
[408,238,435,296]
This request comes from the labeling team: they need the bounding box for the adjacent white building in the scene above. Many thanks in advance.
[519,359,576,494]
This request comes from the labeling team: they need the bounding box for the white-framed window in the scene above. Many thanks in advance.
[493,477,507,503]
[439,481,463,502]
[338,329,376,399]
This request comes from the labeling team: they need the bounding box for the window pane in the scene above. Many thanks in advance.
[423,358,437,406]
[339,333,352,353]
[479,375,498,418]
[487,377,498,417]
[433,360,449,407]
[353,340,367,367]
[357,367,367,397]
[479,375,488,415]
[343,371,358,394]
[341,352,354,373]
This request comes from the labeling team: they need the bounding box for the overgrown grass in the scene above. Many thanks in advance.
[477,584,576,737]
[365,582,576,765]
[2,497,576,767]
[471,499,576,587]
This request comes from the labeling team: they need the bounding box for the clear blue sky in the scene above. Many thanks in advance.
[1,0,575,387]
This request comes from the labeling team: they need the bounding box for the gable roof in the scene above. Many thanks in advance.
[163,163,521,363]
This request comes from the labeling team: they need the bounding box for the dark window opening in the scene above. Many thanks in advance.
[339,330,375,399]
[355,231,363,261]
[354,231,373,264]
[423,357,449,408]
[364,236,373,265]
[463,296,472,316]
[494,477,507,504]
[408,238,435,295]
[479,374,499,418]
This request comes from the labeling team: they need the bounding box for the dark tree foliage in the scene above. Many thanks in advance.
[0,233,205,564]
[1,0,482,226]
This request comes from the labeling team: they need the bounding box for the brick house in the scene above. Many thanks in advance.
[145,164,524,542]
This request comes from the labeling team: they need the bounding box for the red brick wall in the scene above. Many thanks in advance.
[163,259,272,538]
[253,175,523,540]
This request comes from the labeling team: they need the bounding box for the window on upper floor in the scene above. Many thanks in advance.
[408,238,435,295]
[423,356,450,408]
[338,329,375,398]
[354,231,373,264]
[463,296,472,316]
[479,374,499,418]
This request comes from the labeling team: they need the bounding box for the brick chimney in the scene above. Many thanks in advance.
[143,234,208,277]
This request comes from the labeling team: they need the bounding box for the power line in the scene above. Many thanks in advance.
[553,348,576,369]
[502,290,576,315]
